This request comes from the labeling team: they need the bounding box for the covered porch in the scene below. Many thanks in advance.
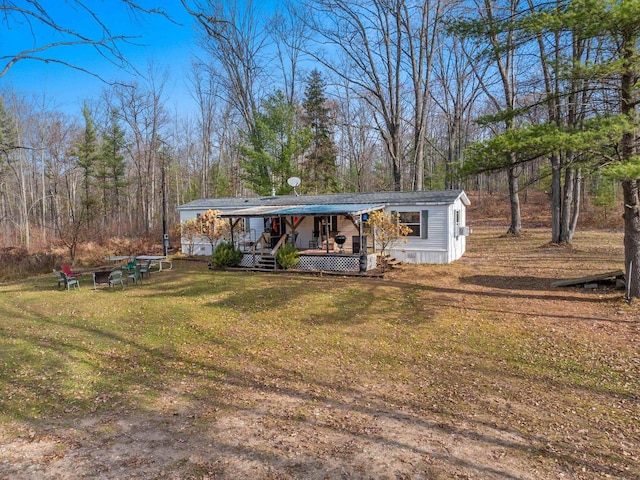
[221,203,383,273]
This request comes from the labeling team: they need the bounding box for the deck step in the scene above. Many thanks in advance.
[379,254,402,269]
[256,254,277,270]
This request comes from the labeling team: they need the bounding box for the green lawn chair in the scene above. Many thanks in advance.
[139,259,152,280]
[58,270,80,290]
[127,265,143,285]
[53,269,65,289]
[108,270,125,289]
[123,256,137,271]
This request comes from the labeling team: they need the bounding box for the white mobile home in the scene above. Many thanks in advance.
[177,190,470,271]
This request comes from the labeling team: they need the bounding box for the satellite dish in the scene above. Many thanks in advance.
[287,177,301,187]
[287,176,301,196]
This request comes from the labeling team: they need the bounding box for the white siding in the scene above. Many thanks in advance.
[179,207,249,256]
[448,198,467,262]
[178,191,469,264]
[292,216,359,251]
[387,205,450,264]
[336,221,359,252]
[295,216,314,248]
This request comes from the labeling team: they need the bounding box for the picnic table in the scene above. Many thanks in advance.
[137,255,173,272]
[105,255,131,264]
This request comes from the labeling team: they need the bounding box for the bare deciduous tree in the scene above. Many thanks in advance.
[0,1,170,80]
[454,0,526,234]
[400,0,444,191]
[268,7,308,105]
[431,32,484,190]
[299,0,406,190]
[182,0,269,135]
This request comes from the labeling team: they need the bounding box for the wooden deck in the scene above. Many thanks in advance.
[550,270,625,288]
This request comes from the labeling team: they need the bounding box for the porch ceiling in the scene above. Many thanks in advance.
[220,203,384,218]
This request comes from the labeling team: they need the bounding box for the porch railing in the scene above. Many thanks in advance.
[248,232,290,266]
[270,233,289,256]
[249,232,270,257]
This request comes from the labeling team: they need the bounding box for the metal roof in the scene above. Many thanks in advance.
[178,190,470,211]
[220,203,384,218]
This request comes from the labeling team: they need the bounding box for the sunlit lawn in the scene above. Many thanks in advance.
[1,226,638,478]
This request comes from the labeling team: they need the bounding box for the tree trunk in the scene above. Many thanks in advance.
[560,167,575,243]
[414,135,425,191]
[550,153,562,243]
[622,179,640,299]
[620,27,639,299]
[567,168,581,244]
[506,164,521,235]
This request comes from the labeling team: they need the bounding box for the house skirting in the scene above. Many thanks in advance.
[388,247,450,264]
[240,253,377,272]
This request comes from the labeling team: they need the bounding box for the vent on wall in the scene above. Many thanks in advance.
[458,226,471,236]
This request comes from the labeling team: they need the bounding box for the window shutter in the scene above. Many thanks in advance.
[421,210,429,239]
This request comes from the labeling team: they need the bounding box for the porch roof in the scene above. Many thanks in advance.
[220,203,384,218]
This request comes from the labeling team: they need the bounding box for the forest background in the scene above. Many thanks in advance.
[0,1,631,269]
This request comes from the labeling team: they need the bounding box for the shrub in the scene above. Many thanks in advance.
[276,243,299,270]
[0,248,60,282]
[211,241,243,268]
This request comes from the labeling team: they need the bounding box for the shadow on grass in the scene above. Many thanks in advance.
[3,313,632,479]
[1,263,636,478]
[461,273,623,293]
[462,274,560,290]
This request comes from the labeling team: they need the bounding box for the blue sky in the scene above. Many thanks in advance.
[1,2,202,117]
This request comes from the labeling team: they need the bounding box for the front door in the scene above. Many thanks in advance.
[265,217,286,247]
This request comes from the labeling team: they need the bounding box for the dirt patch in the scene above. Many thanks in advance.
[0,387,551,479]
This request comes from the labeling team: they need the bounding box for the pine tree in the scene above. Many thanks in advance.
[302,70,338,193]
[99,109,127,231]
[460,0,640,298]
[240,90,311,195]
[0,97,17,159]
[75,102,99,217]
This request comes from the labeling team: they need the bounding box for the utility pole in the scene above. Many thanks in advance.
[161,146,169,257]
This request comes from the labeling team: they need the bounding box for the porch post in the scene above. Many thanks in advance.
[359,214,363,254]
[325,216,330,253]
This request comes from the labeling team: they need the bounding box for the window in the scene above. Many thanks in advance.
[396,210,428,239]
[234,218,247,234]
[314,216,338,236]
[265,217,285,235]
[399,212,421,237]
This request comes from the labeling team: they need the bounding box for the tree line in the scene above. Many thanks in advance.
[0,0,638,295]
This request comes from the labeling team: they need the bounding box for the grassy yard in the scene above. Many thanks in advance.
[0,226,638,479]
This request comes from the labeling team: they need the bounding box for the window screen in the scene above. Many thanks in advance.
[399,212,421,237]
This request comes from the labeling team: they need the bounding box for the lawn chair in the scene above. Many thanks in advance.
[108,270,125,289]
[61,264,79,278]
[139,259,152,280]
[53,269,65,289]
[123,256,137,271]
[63,272,80,290]
[127,265,143,285]
[54,269,79,290]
